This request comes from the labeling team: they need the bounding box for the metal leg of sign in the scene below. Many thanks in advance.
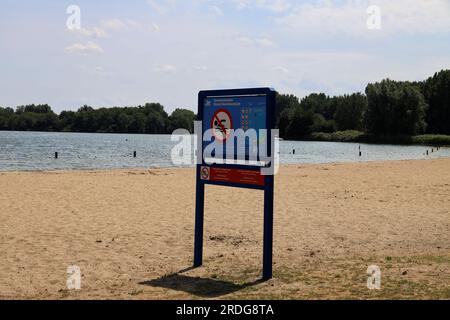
[263,176,274,280]
[194,170,205,268]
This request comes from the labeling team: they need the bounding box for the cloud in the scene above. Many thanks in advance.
[93,66,112,77]
[193,65,208,71]
[150,22,161,33]
[147,0,175,15]
[154,64,177,73]
[99,19,128,31]
[236,36,275,47]
[70,19,135,39]
[79,65,112,77]
[232,0,291,12]
[145,0,287,18]
[72,27,107,38]
[277,0,450,36]
[272,66,289,74]
[65,41,104,55]
[211,5,223,16]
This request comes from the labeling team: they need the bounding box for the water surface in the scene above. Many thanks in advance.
[0,131,449,171]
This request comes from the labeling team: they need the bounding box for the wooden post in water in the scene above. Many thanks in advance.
[55,152,58,159]
[133,151,137,158]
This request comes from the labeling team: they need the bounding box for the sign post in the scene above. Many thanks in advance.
[194,88,276,280]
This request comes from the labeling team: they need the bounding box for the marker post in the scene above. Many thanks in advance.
[194,167,205,267]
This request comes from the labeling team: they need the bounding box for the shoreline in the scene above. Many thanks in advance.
[1,157,450,174]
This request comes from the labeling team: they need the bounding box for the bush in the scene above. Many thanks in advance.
[307,132,450,146]
[309,131,365,142]
[413,135,450,146]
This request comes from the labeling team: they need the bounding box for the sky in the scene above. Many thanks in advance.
[0,0,449,114]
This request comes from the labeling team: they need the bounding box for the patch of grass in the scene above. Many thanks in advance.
[223,253,450,300]
[129,289,144,296]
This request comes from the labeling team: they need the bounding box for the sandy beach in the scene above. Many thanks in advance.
[0,159,449,300]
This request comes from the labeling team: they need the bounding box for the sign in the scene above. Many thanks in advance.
[201,166,265,187]
[203,94,268,161]
[194,88,276,280]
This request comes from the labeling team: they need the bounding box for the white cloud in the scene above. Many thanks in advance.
[236,36,275,47]
[154,64,177,73]
[99,19,128,31]
[273,66,289,74]
[70,19,135,39]
[72,27,107,38]
[256,0,291,13]
[147,0,175,15]
[211,5,224,16]
[93,66,112,77]
[232,0,291,12]
[277,0,450,36]
[193,65,208,71]
[79,65,112,77]
[65,41,104,55]
[150,23,161,33]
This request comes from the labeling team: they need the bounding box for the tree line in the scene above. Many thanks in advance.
[0,69,449,139]
[277,69,450,140]
[0,103,195,134]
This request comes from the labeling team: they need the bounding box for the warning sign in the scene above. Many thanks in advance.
[200,166,210,181]
[202,167,265,187]
[196,88,276,280]
[211,109,233,142]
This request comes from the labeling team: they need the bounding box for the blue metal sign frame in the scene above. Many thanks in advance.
[194,87,276,280]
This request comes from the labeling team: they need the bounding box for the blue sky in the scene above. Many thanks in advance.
[1,0,449,113]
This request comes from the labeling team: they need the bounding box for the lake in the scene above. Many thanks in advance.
[0,131,449,171]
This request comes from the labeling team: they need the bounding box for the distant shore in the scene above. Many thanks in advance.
[1,159,449,299]
[304,131,450,146]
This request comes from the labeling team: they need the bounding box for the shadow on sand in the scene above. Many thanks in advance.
[139,267,266,298]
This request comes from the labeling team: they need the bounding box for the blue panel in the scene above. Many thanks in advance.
[201,92,271,161]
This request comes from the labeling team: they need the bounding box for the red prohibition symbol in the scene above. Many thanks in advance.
[200,166,210,180]
[211,109,233,142]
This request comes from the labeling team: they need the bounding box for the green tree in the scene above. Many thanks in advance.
[59,111,76,131]
[142,103,169,134]
[275,93,301,127]
[128,112,147,133]
[333,93,367,131]
[365,80,427,136]
[116,112,131,133]
[422,70,450,134]
[0,107,14,130]
[169,108,196,133]
[284,106,315,139]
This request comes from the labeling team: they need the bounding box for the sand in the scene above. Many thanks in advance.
[0,159,449,300]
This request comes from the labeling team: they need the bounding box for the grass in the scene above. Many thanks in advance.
[199,253,450,300]
[305,131,450,146]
